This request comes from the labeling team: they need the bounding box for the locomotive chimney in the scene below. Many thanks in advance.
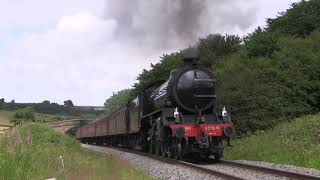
[182,47,199,66]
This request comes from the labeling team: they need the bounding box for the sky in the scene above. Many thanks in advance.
[0,0,299,106]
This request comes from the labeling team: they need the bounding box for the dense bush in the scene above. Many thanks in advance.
[216,30,320,133]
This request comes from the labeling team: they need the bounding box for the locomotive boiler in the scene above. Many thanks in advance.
[76,57,234,161]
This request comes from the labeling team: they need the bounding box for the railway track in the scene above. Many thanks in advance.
[83,144,320,180]
[220,160,320,180]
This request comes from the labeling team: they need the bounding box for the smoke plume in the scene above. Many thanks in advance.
[105,0,257,50]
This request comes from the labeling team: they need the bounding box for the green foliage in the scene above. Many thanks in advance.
[63,100,74,107]
[198,34,241,66]
[244,27,279,57]
[0,123,150,179]
[10,107,35,125]
[42,100,50,104]
[0,98,4,104]
[267,0,320,37]
[225,115,320,169]
[133,52,184,94]
[216,29,320,134]
[104,89,132,115]
[0,101,104,119]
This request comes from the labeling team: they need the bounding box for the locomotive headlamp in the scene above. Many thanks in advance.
[222,106,228,117]
[201,116,206,122]
[174,107,180,122]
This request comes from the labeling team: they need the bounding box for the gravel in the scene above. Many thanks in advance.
[81,144,320,180]
[234,160,320,178]
[197,163,287,180]
[82,144,222,180]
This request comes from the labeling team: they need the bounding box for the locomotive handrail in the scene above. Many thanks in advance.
[142,109,162,119]
[193,78,216,82]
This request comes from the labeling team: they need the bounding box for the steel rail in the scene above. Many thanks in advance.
[83,144,320,180]
[82,144,244,180]
[221,160,320,180]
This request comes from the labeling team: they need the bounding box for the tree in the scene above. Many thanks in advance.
[0,98,4,104]
[267,0,320,37]
[104,89,132,115]
[10,99,15,104]
[197,34,241,66]
[244,27,279,58]
[42,100,50,104]
[63,100,74,107]
[10,107,35,125]
[132,52,183,95]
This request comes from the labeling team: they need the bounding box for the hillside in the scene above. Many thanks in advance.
[0,123,150,179]
[0,101,105,119]
[0,109,87,129]
[224,115,320,169]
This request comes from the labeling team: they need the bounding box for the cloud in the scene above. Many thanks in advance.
[0,11,151,105]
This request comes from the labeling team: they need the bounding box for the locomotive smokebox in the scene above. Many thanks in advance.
[172,67,216,113]
[149,47,216,114]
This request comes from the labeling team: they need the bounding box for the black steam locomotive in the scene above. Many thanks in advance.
[76,58,234,160]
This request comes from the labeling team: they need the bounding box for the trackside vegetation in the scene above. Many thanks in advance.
[0,123,151,180]
[224,115,320,169]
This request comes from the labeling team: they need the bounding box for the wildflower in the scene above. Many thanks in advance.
[26,131,31,145]
[17,135,22,145]
[6,143,15,155]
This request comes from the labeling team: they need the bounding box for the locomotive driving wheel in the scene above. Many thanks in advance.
[213,153,221,162]
[160,142,168,157]
[148,136,155,154]
[174,141,182,160]
[155,140,161,155]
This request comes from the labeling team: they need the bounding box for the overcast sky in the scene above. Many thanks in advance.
[0,0,299,106]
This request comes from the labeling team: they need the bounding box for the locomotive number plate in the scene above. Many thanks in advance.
[184,126,192,131]
[205,125,219,131]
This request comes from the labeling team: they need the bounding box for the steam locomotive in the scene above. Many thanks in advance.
[76,57,234,161]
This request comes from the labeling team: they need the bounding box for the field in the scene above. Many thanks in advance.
[0,110,13,133]
[0,110,13,125]
[0,123,151,180]
[224,115,320,169]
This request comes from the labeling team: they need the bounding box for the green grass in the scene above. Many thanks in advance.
[225,115,320,169]
[34,113,77,123]
[0,123,151,180]
[0,110,13,125]
[0,109,79,125]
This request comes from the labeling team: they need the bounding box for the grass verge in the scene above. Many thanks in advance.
[0,123,151,180]
[224,115,320,169]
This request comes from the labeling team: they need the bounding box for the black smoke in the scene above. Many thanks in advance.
[104,0,257,49]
